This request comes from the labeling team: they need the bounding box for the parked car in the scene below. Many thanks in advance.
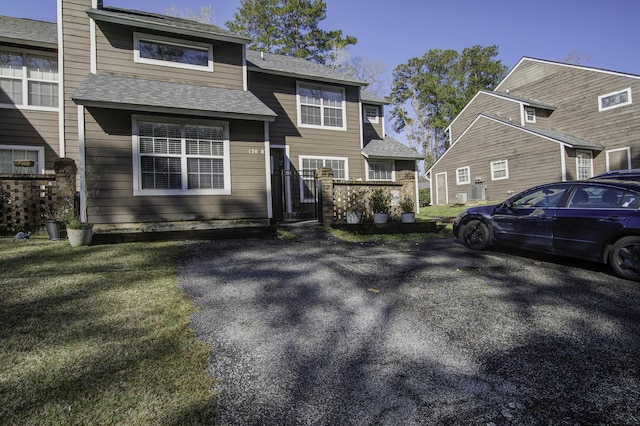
[453,179,640,281]
[592,169,640,180]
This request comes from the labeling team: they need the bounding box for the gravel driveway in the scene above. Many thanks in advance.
[177,226,640,425]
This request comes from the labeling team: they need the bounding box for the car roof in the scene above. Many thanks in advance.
[576,179,640,190]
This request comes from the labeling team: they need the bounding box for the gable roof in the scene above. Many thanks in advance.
[0,16,57,49]
[246,50,367,87]
[87,7,250,44]
[496,57,640,92]
[72,74,277,121]
[429,114,602,173]
[361,90,389,105]
[362,137,422,160]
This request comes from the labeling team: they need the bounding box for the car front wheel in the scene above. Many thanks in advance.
[609,236,640,281]
[461,219,490,250]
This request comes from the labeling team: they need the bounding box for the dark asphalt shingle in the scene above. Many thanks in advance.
[0,16,57,48]
[363,137,423,160]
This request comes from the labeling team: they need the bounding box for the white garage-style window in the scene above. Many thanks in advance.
[132,117,230,195]
[490,159,509,180]
[297,83,346,130]
[456,166,470,185]
[134,33,213,72]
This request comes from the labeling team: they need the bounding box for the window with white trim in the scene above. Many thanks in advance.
[525,107,536,123]
[368,160,393,180]
[490,159,509,180]
[599,88,632,111]
[297,83,346,130]
[576,150,593,180]
[364,106,379,123]
[133,119,230,195]
[0,145,44,174]
[456,166,470,185]
[300,156,347,200]
[0,50,58,109]
[134,33,213,72]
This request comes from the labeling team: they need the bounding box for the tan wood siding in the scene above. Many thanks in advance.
[450,93,521,141]
[249,73,365,179]
[83,108,268,224]
[95,23,244,90]
[0,109,60,171]
[432,117,564,203]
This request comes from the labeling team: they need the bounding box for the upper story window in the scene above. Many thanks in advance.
[0,50,58,109]
[134,33,213,72]
[364,106,379,123]
[490,159,509,180]
[297,83,346,130]
[598,88,632,111]
[132,117,230,196]
[525,107,536,123]
[456,166,470,185]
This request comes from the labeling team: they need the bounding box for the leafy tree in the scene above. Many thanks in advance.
[388,45,507,169]
[226,0,357,64]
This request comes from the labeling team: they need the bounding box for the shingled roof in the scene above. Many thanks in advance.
[246,50,367,87]
[0,16,57,49]
[87,7,250,44]
[72,74,276,121]
[362,137,423,160]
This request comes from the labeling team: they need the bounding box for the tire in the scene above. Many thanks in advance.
[461,219,490,250]
[609,236,640,281]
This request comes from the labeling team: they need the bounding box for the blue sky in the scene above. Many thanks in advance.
[4,0,640,90]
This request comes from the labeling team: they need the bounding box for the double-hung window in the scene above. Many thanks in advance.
[134,33,213,72]
[0,145,44,174]
[364,106,379,123]
[0,50,58,109]
[490,159,509,180]
[456,166,470,185]
[300,156,347,200]
[368,160,393,181]
[297,83,346,130]
[133,119,230,195]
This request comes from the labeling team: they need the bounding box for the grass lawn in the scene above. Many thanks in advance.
[0,238,216,425]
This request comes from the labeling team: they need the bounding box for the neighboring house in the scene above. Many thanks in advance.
[0,0,421,231]
[428,57,640,205]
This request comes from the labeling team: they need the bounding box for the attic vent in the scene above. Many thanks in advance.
[467,185,486,201]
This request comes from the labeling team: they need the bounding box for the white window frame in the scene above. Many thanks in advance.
[490,159,509,181]
[0,49,59,111]
[598,87,632,111]
[367,160,394,181]
[299,155,348,201]
[0,144,45,174]
[364,106,379,124]
[576,150,593,180]
[133,32,214,72]
[456,166,471,185]
[524,107,536,123]
[606,147,632,171]
[131,116,230,196]
[296,82,347,131]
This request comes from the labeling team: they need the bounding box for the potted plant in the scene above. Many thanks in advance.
[64,217,93,247]
[346,191,365,224]
[41,201,64,240]
[400,196,416,223]
[369,188,390,223]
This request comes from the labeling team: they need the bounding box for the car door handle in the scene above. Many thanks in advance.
[601,216,625,222]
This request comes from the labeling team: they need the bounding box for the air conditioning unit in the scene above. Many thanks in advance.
[455,193,467,204]
[467,185,486,201]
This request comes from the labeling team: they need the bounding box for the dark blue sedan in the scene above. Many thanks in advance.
[453,179,640,281]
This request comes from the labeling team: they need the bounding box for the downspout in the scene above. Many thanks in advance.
[57,0,65,158]
[560,145,567,181]
[264,122,272,219]
[77,105,88,222]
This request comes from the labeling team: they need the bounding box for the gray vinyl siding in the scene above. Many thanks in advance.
[0,109,60,171]
[95,23,244,90]
[83,108,268,224]
[432,117,564,203]
[498,60,640,173]
[249,73,366,179]
[449,93,522,141]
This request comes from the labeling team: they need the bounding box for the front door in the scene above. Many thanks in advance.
[435,172,447,205]
[271,148,286,221]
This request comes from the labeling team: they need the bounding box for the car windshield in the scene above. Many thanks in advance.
[510,184,570,208]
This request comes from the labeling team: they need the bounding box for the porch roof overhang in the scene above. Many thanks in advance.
[362,137,423,160]
[72,74,277,122]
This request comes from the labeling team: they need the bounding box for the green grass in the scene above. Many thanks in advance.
[0,238,216,425]
[417,203,469,219]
